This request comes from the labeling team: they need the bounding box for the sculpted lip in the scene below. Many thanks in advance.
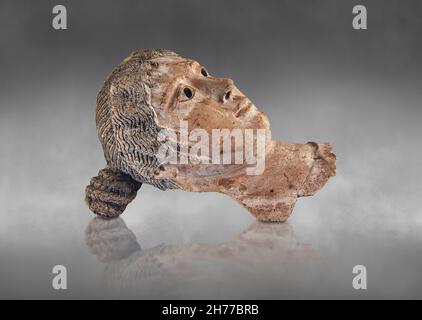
[86,49,336,223]
[234,101,252,118]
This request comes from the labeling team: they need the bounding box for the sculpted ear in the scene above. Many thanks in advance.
[85,167,142,218]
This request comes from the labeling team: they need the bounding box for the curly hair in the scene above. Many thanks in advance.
[96,49,180,190]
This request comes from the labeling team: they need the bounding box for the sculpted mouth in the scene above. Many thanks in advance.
[234,101,252,118]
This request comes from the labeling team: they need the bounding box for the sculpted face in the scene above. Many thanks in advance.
[147,55,271,140]
[86,49,336,222]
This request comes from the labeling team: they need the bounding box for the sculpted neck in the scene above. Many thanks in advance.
[166,140,335,221]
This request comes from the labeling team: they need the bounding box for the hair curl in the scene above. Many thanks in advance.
[96,49,180,190]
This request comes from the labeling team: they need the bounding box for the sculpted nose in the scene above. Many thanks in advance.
[217,78,234,104]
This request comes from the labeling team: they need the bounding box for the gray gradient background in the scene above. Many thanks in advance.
[0,0,421,299]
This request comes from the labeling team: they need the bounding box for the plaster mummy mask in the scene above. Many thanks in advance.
[85,49,336,222]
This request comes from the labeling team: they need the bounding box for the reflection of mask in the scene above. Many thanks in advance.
[85,217,322,296]
[85,49,336,221]
[85,217,141,263]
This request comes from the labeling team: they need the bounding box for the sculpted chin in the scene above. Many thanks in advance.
[85,49,336,222]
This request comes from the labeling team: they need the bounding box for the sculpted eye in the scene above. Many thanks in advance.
[181,86,194,100]
[201,68,208,77]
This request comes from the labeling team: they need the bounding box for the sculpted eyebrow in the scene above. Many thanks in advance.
[86,49,336,224]
[163,79,183,109]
